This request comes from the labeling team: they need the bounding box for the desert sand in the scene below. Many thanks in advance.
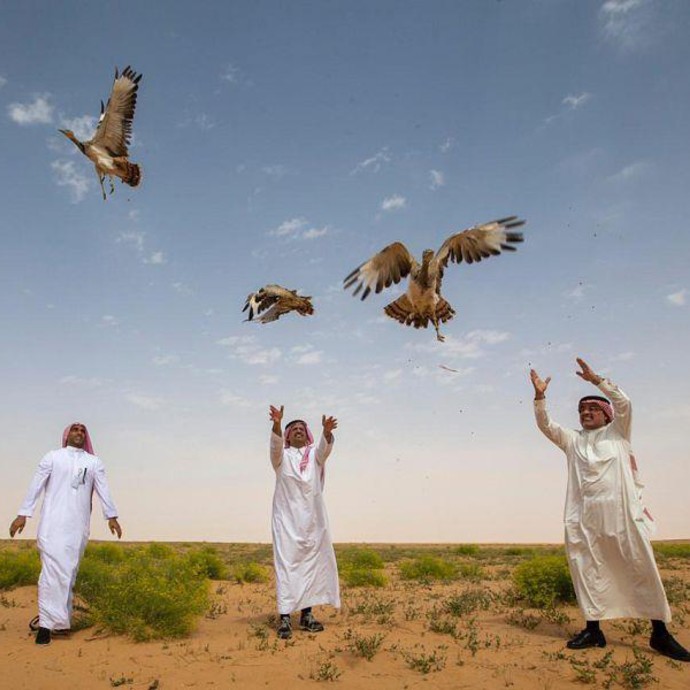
[1,543,688,690]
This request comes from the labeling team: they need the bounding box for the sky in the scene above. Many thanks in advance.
[1,0,689,544]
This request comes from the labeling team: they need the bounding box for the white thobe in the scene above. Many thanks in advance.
[270,432,341,615]
[18,446,119,630]
[535,379,671,622]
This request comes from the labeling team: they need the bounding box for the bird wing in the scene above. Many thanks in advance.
[343,242,417,300]
[90,66,142,156]
[242,284,301,322]
[435,216,525,272]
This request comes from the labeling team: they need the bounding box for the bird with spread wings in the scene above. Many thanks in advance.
[243,285,315,324]
[59,66,142,200]
[344,216,525,342]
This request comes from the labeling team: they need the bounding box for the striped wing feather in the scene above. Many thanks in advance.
[343,242,417,300]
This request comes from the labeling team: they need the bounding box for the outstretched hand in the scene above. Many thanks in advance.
[322,414,338,441]
[9,515,26,538]
[575,358,602,385]
[108,518,122,539]
[269,405,284,423]
[530,369,551,398]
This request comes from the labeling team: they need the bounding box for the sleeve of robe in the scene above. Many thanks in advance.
[534,399,573,451]
[93,457,119,519]
[597,378,632,441]
[315,434,334,466]
[270,431,284,470]
[17,452,53,517]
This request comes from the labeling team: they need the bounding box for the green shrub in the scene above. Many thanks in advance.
[443,589,492,617]
[338,548,387,588]
[457,563,485,582]
[513,555,575,608]
[455,544,480,556]
[339,548,385,570]
[399,556,456,582]
[0,550,41,590]
[76,547,209,641]
[341,568,388,588]
[186,546,227,580]
[232,561,270,584]
[84,543,126,564]
[653,543,690,559]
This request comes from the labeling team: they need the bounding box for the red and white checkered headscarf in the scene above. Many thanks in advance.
[284,419,314,473]
[578,396,614,424]
[62,422,95,455]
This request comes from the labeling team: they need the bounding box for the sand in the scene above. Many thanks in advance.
[1,546,689,690]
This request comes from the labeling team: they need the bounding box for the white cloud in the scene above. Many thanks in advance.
[383,369,402,381]
[270,217,308,237]
[610,351,635,362]
[666,289,686,307]
[8,94,54,125]
[219,390,253,407]
[152,355,180,366]
[195,113,215,131]
[145,251,166,265]
[101,315,119,326]
[117,231,145,252]
[294,350,323,365]
[59,375,105,387]
[259,374,280,385]
[562,92,592,110]
[381,194,407,212]
[302,226,330,240]
[172,282,194,295]
[439,137,454,153]
[219,335,283,366]
[563,283,591,300]
[351,148,391,175]
[600,0,654,51]
[408,329,510,358]
[51,160,91,202]
[0,76,7,89]
[429,170,445,190]
[607,161,649,183]
[60,114,97,141]
[126,393,164,411]
[220,63,242,83]
[217,335,255,347]
[262,164,288,178]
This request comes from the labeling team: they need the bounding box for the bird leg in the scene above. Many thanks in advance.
[98,174,107,201]
[108,175,115,195]
[433,317,445,342]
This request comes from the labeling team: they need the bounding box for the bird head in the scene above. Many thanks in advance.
[422,249,435,265]
[58,129,82,148]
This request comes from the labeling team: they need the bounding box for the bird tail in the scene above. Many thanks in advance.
[122,162,142,187]
[435,298,456,324]
[384,295,423,326]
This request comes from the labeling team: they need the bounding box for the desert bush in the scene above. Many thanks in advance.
[401,646,447,674]
[232,561,270,584]
[343,628,386,661]
[399,556,456,582]
[512,555,575,608]
[457,563,486,582]
[442,589,493,617]
[186,546,227,580]
[0,550,41,590]
[654,542,690,559]
[339,548,387,588]
[84,543,126,564]
[455,544,480,556]
[75,547,209,641]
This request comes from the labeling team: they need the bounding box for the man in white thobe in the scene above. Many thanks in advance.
[9,423,122,646]
[268,404,340,639]
[531,358,689,661]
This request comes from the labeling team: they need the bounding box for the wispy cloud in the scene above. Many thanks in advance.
[126,393,164,411]
[439,137,455,153]
[195,113,215,131]
[268,217,331,240]
[219,389,253,407]
[606,160,649,183]
[8,94,54,125]
[563,283,592,301]
[51,160,91,202]
[101,315,120,327]
[117,231,145,252]
[217,334,282,366]
[666,289,686,307]
[220,63,242,83]
[152,354,180,366]
[259,374,280,385]
[60,114,97,141]
[145,251,167,265]
[408,329,510,358]
[59,375,106,387]
[381,194,407,212]
[563,92,592,110]
[117,227,166,266]
[351,147,391,175]
[429,170,445,190]
[290,345,323,365]
[599,0,654,51]
[0,76,7,89]
[262,164,288,178]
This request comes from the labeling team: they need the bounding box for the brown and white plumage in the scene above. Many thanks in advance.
[344,216,525,341]
[243,285,315,324]
[59,66,142,200]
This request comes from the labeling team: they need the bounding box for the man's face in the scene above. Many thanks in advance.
[579,404,608,431]
[66,424,87,448]
[287,422,308,448]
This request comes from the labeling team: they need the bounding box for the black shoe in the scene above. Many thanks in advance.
[277,616,292,640]
[650,632,690,662]
[35,627,51,646]
[299,611,324,633]
[566,629,606,650]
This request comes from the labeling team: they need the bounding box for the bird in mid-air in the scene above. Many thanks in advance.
[344,216,525,342]
[243,285,315,324]
[59,66,142,200]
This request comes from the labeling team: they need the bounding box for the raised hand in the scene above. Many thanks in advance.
[530,368,551,398]
[9,515,26,538]
[269,405,284,423]
[575,358,602,385]
[322,414,338,441]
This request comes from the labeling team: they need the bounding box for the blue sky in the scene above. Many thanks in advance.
[1,0,689,543]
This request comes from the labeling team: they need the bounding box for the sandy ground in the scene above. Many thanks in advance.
[1,546,689,690]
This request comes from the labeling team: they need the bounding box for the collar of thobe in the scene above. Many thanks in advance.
[65,445,85,452]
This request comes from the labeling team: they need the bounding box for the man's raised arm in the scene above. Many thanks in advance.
[316,415,337,465]
[531,368,571,450]
[269,404,284,469]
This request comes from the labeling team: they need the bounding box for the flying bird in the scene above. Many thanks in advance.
[243,285,315,324]
[59,66,142,200]
[344,216,525,341]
